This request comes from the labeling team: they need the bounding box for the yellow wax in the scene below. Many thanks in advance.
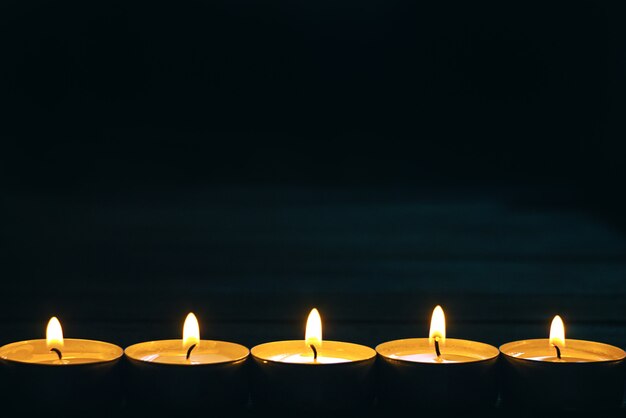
[0,339,123,365]
[124,339,248,365]
[389,352,481,364]
[500,339,626,363]
[252,340,376,365]
[376,338,499,364]
[268,353,351,364]
[524,356,599,363]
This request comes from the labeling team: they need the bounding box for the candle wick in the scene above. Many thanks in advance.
[434,338,442,358]
[554,345,562,360]
[50,348,62,360]
[186,343,197,360]
[310,344,318,361]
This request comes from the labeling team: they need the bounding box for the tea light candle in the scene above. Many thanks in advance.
[376,306,499,409]
[0,317,123,410]
[250,308,376,411]
[124,312,249,409]
[500,314,626,411]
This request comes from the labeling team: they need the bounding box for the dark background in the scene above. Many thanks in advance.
[1,0,625,389]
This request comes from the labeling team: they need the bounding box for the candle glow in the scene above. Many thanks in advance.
[429,305,446,346]
[182,312,200,351]
[46,317,64,351]
[305,308,322,351]
[549,315,565,350]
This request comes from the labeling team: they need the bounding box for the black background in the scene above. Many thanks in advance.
[1,1,625,408]
[2,1,625,189]
[2,1,625,192]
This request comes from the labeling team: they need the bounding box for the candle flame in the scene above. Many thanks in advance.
[549,315,565,349]
[429,305,446,346]
[46,317,64,350]
[182,312,200,350]
[305,308,322,350]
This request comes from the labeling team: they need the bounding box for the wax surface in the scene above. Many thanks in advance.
[524,356,599,362]
[389,352,480,363]
[500,339,626,363]
[0,339,122,365]
[377,338,499,364]
[138,352,233,365]
[124,339,248,365]
[252,340,376,364]
[268,353,350,364]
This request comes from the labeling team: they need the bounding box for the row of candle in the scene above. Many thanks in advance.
[0,306,624,411]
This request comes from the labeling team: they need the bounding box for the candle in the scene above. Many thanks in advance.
[500,314,626,411]
[376,306,499,409]
[250,308,376,411]
[0,316,123,410]
[124,312,249,409]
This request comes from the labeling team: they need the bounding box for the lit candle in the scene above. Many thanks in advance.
[376,306,500,409]
[0,316,123,409]
[250,308,376,411]
[124,312,249,409]
[500,314,626,411]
